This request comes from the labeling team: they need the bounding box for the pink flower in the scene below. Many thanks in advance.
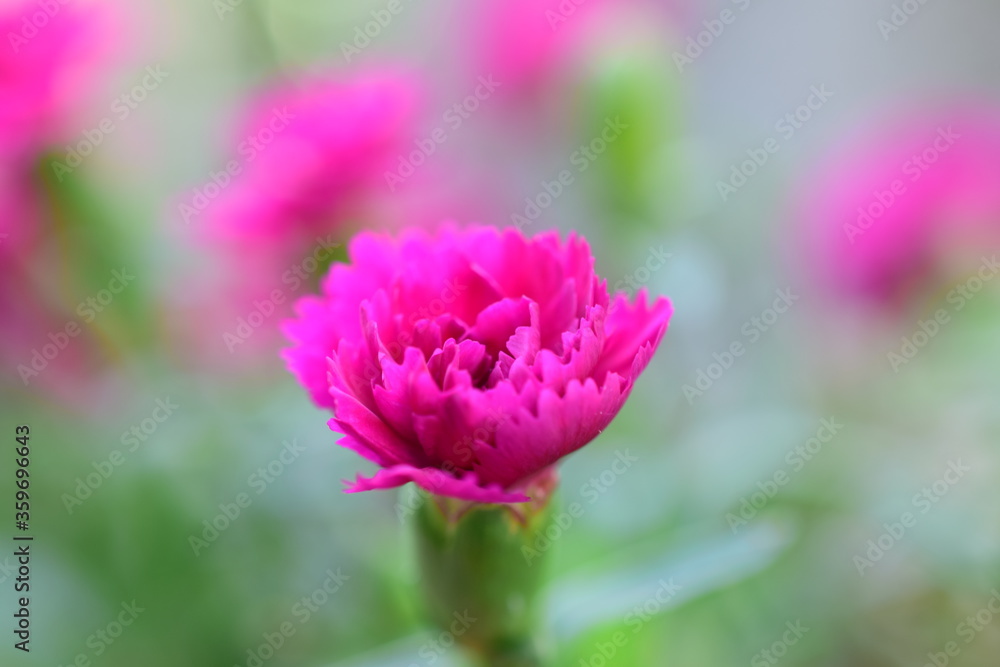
[463,0,616,95]
[0,0,118,248]
[794,105,1000,310]
[0,1,118,397]
[462,0,610,96]
[200,71,419,250]
[175,71,420,362]
[283,225,672,503]
[0,0,116,158]
[461,0,684,98]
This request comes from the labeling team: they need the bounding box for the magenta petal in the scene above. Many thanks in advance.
[281,296,340,409]
[478,375,625,488]
[329,387,424,467]
[345,464,530,503]
[469,296,532,355]
[594,291,673,382]
[283,225,672,504]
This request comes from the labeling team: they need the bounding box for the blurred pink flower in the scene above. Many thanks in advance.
[0,0,119,397]
[0,0,116,158]
[0,0,117,246]
[795,105,1000,309]
[178,71,422,361]
[463,0,611,96]
[199,71,420,251]
[462,0,684,98]
[283,225,672,503]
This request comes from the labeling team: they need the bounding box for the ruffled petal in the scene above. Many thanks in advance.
[345,464,530,503]
[283,225,672,503]
[476,374,625,488]
[593,291,672,383]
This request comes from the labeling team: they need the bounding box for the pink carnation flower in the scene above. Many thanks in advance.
[201,71,418,249]
[0,0,116,158]
[283,226,672,504]
[462,0,686,98]
[463,0,611,96]
[0,0,117,248]
[177,72,420,361]
[0,0,118,397]
[795,105,1000,310]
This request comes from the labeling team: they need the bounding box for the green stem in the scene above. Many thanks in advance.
[476,636,545,666]
[413,492,554,666]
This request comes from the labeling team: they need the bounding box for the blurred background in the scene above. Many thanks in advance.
[3,0,1000,664]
